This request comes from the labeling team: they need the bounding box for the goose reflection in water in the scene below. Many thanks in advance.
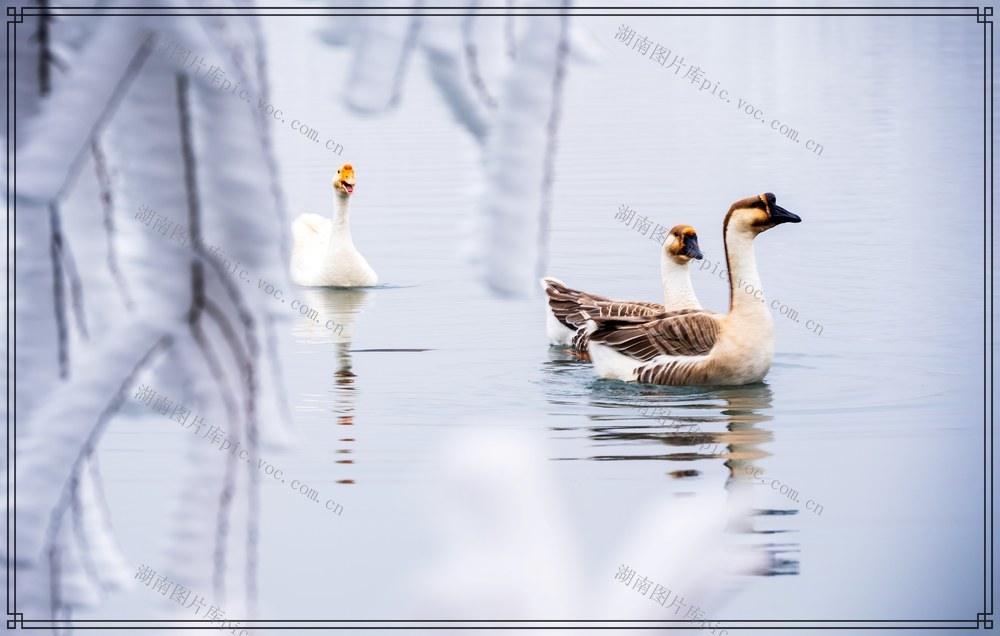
[292,286,372,484]
[543,353,799,576]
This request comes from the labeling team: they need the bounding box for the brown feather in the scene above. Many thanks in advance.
[542,278,667,349]
[589,310,721,362]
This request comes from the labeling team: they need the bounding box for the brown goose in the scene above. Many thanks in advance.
[540,225,704,352]
[587,194,801,386]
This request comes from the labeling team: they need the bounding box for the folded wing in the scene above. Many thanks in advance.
[588,309,722,362]
[541,277,666,331]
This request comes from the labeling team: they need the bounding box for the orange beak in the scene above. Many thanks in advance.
[336,164,356,194]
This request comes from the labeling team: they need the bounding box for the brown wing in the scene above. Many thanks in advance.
[588,310,721,362]
[541,277,663,330]
[576,299,665,324]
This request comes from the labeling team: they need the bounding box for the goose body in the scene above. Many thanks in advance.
[587,194,801,386]
[541,225,704,351]
[291,163,378,288]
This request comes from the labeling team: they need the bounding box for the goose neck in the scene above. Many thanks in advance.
[324,193,357,265]
[660,252,701,310]
[724,225,766,315]
[331,193,352,230]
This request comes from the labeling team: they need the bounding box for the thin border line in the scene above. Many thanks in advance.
[6,2,993,632]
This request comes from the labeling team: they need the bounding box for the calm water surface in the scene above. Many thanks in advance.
[98,10,987,631]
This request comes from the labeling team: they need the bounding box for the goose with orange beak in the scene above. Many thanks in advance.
[291,163,378,287]
[541,225,705,353]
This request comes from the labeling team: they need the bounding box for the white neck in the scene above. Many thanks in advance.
[324,193,355,258]
[724,224,767,316]
[660,251,702,310]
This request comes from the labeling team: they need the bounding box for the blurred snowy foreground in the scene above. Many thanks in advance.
[2,3,759,633]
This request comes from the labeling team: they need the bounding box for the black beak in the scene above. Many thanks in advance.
[681,234,704,260]
[770,204,801,225]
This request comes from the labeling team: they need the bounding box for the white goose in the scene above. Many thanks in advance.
[587,193,801,386]
[291,163,378,287]
[541,225,704,352]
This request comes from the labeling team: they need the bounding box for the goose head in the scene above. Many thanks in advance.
[666,225,704,262]
[725,192,801,236]
[333,163,356,198]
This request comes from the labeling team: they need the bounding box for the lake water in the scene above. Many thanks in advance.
[92,8,988,633]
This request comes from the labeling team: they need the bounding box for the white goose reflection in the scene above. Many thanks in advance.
[291,287,373,484]
[291,286,372,375]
